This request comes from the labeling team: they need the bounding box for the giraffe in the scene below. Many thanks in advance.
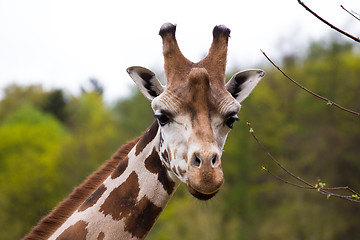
[23,23,264,240]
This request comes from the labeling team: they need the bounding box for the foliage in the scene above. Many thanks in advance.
[0,105,66,239]
[57,92,122,192]
[0,40,359,239]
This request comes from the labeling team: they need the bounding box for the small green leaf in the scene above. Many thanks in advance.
[327,194,331,200]
[327,101,333,106]
[352,194,359,200]
[315,179,326,191]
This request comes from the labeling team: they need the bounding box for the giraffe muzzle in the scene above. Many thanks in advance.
[187,152,224,200]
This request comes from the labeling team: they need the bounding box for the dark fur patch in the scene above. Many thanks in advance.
[159,131,164,148]
[140,71,158,97]
[235,74,248,86]
[124,196,162,239]
[230,74,248,99]
[97,232,105,240]
[135,121,159,156]
[186,104,198,123]
[55,221,88,240]
[78,184,107,212]
[145,148,175,195]
[147,89,158,98]
[161,149,169,165]
[140,71,153,82]
[100,171,140,221]
[172,166,179,177]
[99,170,162,239]
[111,157,129,179]
[22,138,140,240]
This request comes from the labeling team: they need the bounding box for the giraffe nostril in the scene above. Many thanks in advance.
[192,154,202,168]
[211,155,218,167]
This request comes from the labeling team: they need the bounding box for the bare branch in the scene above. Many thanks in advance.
[261,50,360,117]
[323,186,360,196]
[261,166,314,189]
[341,5,360,22]
[246,122,314,188]
[246,121,360,203]
[297,0,360,43]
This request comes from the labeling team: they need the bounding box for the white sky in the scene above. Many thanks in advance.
[0,0,358,103]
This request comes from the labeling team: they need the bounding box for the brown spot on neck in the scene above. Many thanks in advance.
[78,184,107,212]
[111,156,129,179]
[124,196,162,239]
[100,171,140,221]
[55,221,88,240]
[99,170,163,239]
[97,232,105,240]
[145,147,175,195]
[135,121,159,156]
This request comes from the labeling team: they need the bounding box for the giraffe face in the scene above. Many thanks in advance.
[151,68,240,200]
[128,66,264,200]
[127,23,264,200]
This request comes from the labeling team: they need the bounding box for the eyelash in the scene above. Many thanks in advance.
[154,112,171,126]
[225,115,239,129]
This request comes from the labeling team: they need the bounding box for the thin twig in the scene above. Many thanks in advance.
[318,188,360,202]
[246,122,314,188]
[246,121,360,203]
[261,50,360,117]
[263,167,360,202]
[297,0,360,43]
[322,186,360,197]
[261,166,314,189]
[341,5,360,22]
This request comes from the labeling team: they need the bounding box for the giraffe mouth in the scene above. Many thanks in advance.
[187,184,219,201]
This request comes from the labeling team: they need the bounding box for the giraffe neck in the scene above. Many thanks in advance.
[45,121,179,240]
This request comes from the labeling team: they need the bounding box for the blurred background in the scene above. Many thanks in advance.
[0,0,359,239]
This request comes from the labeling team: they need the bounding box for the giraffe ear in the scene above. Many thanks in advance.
[127,66,165,101]
[226,69,265,103]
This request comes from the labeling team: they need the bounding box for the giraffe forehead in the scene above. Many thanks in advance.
[154,83,239,117]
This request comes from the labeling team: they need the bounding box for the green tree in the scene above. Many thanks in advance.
[0,84,46,122]
[0,105,66,239]
[112,90,155,140]
[0,84,69,124]
[57,92,121,194]
[41,89,68,123]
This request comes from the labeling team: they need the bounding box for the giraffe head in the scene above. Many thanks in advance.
[127,23,264,200]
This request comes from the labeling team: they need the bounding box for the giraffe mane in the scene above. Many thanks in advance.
[22,136,141,240]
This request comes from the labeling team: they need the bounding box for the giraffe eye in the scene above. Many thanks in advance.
[225,115,239,129]
[154,112,171,126]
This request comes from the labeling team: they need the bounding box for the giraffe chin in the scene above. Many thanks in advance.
[187,184,219,201]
